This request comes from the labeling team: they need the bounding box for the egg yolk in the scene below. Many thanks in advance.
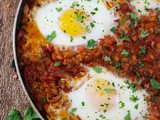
[59,9,88,36]
[86,78,118,111]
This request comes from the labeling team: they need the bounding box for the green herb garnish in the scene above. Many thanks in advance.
[76,15,84,22]
[150,79,160,90]
[90,22,95,28]
[119,101,125,108]
[54,62,61,66]
[124,110,131,120]
[114,62,121,68]
[87,39,96,50]
[70,108,77,115]
[46,31,57,42]
[70,36,74,42]
[5,109,21,120]
[134,104,139,110]
[104,56,111,62]
[86,26,91,33]
[121,50,129,57]
[103,88,116,93]
[124,81,137,93]
[141,30,148,38]
[43,97,47,103]
[5,107,39,120]
[139,47,146,54]
[122,36,130,41]
[71,2,79,8]
[158,15,160,21]
[129,95,139,102]
[93,66,102,73]
[81,101,85,106]
[82,36,86,39]
[56,7,62,12]
[24,107,39,120]
[110,27,116,33]
[130,13,138,23]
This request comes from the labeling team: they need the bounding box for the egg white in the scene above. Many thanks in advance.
[68,67,148,120]
[131,0,160,16]
[36,0,116,47]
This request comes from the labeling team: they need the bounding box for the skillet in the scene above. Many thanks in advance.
[13,0,45,119]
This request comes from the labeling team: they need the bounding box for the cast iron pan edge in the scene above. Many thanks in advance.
[13,0,45,119]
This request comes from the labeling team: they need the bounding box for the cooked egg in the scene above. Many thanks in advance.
[36,0,116,47]
[68,67,148,120]
[131,0,160,16]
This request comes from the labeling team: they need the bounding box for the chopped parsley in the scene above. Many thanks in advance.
[139,47,146,54]
[70,36,74,42]
[94,7,98,11]
[54,62,61,66]
[139,62,145,68]
[124,81,137,93]
[124,110,131,120]
[121,50,129,57]
[81,101,85,106]
[144,6,149,12]
[70,108,77,115]
[86,25,91,33]
[119,101,125,108]
[99,114,106,119]
[114,62,121,74]
[158,15,160,21]
[136,71,140,77]
[104,56,111,62]
[103,88,116,93]
[76,14,84,22]
[39,53,43,59]
[134,104,139,110]
[114,62,121,68]
[71,2,79,8]
[87,39,96,50]
[56,7,62,12]
[43,97,47,103]
[141,30,149,38]
[120,31,125,38]
[97,86,102,90]
[138,9,142,13]
[155,7,159,11]
[91,11,96,15]
[110,27,116,33]
[130,13,138,23]
[46,31,57,42]
[93,66,102,73]
[90,22,95,28]
[122,16,127,24]
[150,79,160,90]
[122,36,130,41]
[129,95,140,102]
[82,36,86,39]
[103,110,107,113]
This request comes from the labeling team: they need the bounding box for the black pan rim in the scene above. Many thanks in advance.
[13,0,45,119]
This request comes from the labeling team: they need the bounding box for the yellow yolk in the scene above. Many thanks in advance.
[59,9,88,36]
[87,78,117,111]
